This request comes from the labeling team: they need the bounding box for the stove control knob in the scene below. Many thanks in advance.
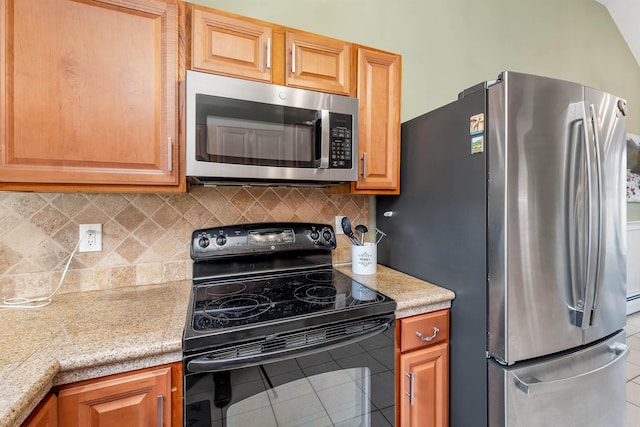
[215,235,227,246]
[322,229,334,243]
[310,230,320,241]
[198,236,210,248]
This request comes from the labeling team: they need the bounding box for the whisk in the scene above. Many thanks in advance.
[375,227,387,245]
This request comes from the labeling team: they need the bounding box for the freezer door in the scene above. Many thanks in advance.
[581,87,627,345]
[487,72,627,363]
[488,330,628,427]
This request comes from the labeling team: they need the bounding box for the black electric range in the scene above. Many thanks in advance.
[182,222,396,354]
[182,222,397,427]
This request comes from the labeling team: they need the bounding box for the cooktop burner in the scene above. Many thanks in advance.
[191,268,387,332]
[293,283,340,305]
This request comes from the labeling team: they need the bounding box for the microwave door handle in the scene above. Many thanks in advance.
[319,110,330,169]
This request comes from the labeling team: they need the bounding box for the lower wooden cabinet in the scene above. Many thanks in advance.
[58,366,172,427]
[21,394,57,427]
[399,343,449,427]
[21,362,181,427]
[397,309,450,427]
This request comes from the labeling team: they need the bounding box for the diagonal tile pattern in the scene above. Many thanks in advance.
[0,188,368,298]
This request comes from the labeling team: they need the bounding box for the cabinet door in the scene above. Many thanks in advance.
[190,7,272,82]
[352,48,401,194]
[286,30,351,95]
[400,343,449,427]
[57,367,171,427]
[0,0,179,189]
[21,393,57,427]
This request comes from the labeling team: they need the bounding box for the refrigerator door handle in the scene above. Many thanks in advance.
[576,101,595,330]
[513,343,629,396]
[567,101,593,329]
[566,106,588,327]
[583,103,604,328]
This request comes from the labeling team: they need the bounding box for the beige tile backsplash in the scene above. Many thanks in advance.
[0,188,368,298]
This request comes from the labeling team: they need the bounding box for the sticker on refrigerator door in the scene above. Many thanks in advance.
[471,136,484,154]
[470,113,485,135]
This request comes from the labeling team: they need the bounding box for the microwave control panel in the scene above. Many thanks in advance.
[329,113,353,169]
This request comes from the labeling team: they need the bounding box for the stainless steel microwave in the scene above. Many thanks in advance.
[186,71,359,184]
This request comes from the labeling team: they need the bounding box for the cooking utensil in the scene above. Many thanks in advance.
[355,224,368,245]
[341,217,360,245]
[375,227,387,245]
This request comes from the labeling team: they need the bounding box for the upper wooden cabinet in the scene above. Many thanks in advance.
[285,30,351,96]
[0,0,182,191]
[189,7,273,83]
[187,5,352,96]
[352,47,401,194]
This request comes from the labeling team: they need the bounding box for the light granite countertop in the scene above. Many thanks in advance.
[335,264,456,318]
[0,265,453,427]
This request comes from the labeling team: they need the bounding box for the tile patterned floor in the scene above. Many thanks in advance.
[627,312,640,427]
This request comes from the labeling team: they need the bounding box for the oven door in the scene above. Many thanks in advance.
[184,317,395,427]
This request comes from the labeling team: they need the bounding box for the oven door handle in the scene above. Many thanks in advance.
[186,319,393,373]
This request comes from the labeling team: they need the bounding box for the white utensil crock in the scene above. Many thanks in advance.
[351,242,377,275]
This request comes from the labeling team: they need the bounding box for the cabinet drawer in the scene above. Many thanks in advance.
[400,309,449,352]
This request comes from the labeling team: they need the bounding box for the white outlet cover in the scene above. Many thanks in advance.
[79,224,102,252]
[335,216,345,234]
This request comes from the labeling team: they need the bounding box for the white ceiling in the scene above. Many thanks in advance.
[597,0,640,66]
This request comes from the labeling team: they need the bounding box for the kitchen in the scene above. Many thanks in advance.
[1,0,640,426]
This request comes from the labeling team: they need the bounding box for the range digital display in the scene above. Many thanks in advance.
[247,229,295,246]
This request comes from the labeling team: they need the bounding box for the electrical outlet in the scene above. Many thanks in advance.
[335,216,345,234]
[79,224,102,252]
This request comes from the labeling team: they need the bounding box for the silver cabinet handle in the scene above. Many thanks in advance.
[157,394,164,427]
[405,372,415,405]
[167,137,173,172]
[416,327,439,342]
[266,37,271,69]
[361,152,367,177]
[291,42,296,73]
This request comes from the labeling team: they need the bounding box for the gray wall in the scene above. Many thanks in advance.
[189,0,640,133]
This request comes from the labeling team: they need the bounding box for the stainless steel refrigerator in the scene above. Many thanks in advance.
[377,71,630,426]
